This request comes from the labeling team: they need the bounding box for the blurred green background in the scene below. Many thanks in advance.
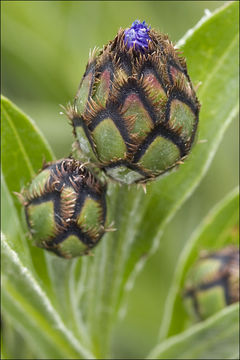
[2,1,238,358]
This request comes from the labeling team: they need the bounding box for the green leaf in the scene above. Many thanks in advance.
[148,303,239,359]
[1,94,55,294]
[1,95,54,205]
[1,94,55,283]
[1,96,95,359]
[158,187,239,341]
[76,2,239,356]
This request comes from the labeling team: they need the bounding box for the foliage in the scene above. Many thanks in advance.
[1,2,239,359]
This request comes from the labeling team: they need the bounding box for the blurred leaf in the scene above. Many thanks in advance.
[74,1,239,357]
[1,315,35,360]
[158,187,239,342]
[1,96,95,359]
[148,303,239,359]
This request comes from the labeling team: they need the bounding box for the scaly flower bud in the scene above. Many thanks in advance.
[183,246,239,320]
[20,159,107,258]
[69,20,200,184]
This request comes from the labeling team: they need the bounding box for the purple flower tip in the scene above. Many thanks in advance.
[124,20,151,51]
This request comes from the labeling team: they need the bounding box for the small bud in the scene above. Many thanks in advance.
[21,159,107,259]
[183,246,239,320]
[69,20,200,184]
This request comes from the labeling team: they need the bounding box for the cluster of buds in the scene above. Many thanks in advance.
[183,246,239,320]
[21,20,200,257]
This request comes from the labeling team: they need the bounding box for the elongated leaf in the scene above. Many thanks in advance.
[1,95,54,289]
[1,96,95,359]
[1,95,54,211]
[148,303,239,359]
[158,187,239,341]
[74,2,239,356]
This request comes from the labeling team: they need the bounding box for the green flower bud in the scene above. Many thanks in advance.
[21,159,107,259]
[183,246,239,320]
[69,20,200,184]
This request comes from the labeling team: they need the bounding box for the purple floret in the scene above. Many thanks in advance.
[124,20,151,51]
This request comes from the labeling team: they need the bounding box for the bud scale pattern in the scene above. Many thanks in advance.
[69,21,200,184]
[22,159,106,258]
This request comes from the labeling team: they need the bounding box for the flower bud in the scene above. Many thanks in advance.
[183,246,239,320]
[69,20,200,184]
[21,159,107,258]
